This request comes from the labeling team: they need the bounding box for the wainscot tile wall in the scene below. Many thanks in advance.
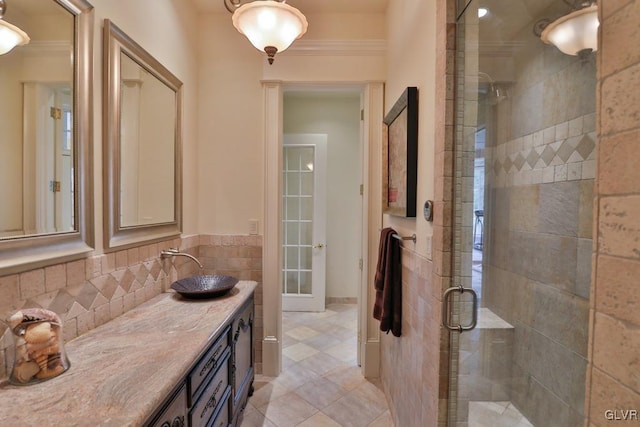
[0,234,264,380]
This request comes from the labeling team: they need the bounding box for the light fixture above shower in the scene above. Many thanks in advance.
[534,0,599,59]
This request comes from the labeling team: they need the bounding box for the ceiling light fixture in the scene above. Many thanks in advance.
[0,0,30,55]
[224,0,308,65]
[538,2,598,58]
[478,7,488,18]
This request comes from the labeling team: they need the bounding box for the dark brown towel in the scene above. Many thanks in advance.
[372,227,402,337]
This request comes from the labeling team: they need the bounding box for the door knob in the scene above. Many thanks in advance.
[313,243,325,249]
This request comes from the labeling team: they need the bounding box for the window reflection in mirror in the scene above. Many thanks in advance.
[0,0,93,276]
[119,53,176,227]
[0,0,75,239]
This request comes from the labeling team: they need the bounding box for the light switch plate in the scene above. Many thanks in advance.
[248,219,259,235]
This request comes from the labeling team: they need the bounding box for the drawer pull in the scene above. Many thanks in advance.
[200,380,223,419]
[199,346,222,377]
[233,315,253,342]
[160,415,184,427]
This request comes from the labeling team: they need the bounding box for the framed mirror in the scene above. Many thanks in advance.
[0,0,94,275]
[103,19,182,250]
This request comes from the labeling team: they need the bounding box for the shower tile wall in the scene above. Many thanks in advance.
[482,33,595,427]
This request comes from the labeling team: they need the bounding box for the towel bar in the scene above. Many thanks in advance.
[392,233,416,243]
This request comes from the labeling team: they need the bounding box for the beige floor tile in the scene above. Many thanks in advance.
[258,392,318,427]
[296,352,348,376]
[352,380,388,408]
[248,380,292,409]
[294,376,348,409]
[274,362,321,390]
[326,326,357,341]
[241,408,277,427]
[323,391,386,427]
[324,365,367,391]
[303,333,342,351]
[286,325,321,341]
[244,304,394,427]
[367,410,394,427]
[324,338,358,362]
[283,342,320,362]
[297,412,342,427]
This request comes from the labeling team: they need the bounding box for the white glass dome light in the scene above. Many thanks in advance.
[0,0,30,55]
[232,0,308,64]
[541,4,599,57]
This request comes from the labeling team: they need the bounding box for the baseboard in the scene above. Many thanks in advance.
[363,339,380,378]
[262,336,280,377]
[326,297,358,304]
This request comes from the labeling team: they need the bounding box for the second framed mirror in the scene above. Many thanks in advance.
[103,19,182,250]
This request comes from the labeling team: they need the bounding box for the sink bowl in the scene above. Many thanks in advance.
[170,275,238,299]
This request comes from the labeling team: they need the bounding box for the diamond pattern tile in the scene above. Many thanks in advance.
[247,305,392,427]
[576,134,595,160]
[556,140,574,162]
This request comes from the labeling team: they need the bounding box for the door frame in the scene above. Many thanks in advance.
[261,81,384,377]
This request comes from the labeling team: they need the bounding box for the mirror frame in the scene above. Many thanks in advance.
[103,19,183,251]
[0,0,94,275]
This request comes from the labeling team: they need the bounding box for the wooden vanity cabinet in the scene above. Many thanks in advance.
[145,294,254,427]
[231,297,254,427]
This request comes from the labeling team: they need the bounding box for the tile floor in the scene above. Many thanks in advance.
[468,402,533,427]
[241,304,394,427]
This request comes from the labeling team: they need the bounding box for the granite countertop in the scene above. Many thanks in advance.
[0,281,257,427]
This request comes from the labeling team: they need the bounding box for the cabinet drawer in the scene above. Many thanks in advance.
[146,383,187,427]
[209,386,231,427]
[189,348,230,427]
[188,326,230,404]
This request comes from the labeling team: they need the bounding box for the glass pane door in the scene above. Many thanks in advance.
[281,134,327,312]
[449,1,596,425]
[282,145,315,296]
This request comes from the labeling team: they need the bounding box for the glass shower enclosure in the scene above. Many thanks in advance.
[448,0,596,425]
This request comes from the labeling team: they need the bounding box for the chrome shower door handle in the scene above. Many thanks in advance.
[442,285,478,332]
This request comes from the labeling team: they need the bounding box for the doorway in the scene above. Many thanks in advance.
[448,1,596,426]
[281,88,364,365]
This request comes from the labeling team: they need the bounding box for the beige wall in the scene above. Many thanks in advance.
[384,0,437,257]
[196,12,386,235]
[586,1,640,424]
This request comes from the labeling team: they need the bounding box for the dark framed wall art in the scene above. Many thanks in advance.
[383,86,418,217]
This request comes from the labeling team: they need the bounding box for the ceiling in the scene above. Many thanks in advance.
[191,0,389,14]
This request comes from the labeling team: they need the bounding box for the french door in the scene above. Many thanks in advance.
[281,134,327,312]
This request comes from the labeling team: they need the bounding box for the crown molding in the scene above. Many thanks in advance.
[284,39,387,56]
[19,41,72,57]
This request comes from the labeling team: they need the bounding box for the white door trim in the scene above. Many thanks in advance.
[261,80,384,378]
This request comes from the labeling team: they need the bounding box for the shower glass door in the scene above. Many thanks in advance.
[449,1,596,425]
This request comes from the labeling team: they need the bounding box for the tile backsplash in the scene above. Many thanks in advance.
[0,234,263,380]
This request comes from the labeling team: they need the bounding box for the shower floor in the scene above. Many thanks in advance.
[469,401,533,427]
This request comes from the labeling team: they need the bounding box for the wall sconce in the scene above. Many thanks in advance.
[0,0,30,55]
[536,1,598,59]
[224,0,308,65]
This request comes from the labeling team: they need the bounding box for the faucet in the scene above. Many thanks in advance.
[160,248,204,270]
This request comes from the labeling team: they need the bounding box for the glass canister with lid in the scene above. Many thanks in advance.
[6,308,71,385]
